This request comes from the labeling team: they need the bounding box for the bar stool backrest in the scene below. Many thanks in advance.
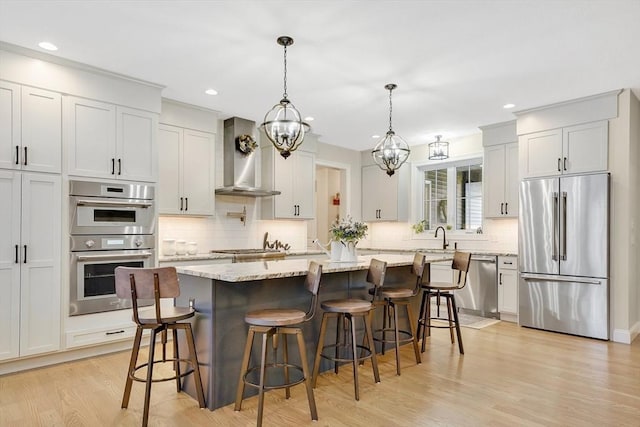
[115,266,180,325]
[451,251,472,289]
[367,258,387,299]
[303,261,323,321]
[411,252,427,294]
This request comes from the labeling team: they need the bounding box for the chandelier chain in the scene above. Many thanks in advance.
[388,87,393,132]
[283,43,288,99]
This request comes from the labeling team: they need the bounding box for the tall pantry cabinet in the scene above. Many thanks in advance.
[0,80,61,361]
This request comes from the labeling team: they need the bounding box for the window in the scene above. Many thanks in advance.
[421,158,483,231]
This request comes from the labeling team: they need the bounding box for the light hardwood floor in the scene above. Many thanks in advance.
[1,322,639,426]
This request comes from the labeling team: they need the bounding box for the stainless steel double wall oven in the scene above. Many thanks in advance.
[69,180,156,316]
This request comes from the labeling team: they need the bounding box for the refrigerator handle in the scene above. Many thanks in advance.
[561,191,567,261]
[552,192,559,261]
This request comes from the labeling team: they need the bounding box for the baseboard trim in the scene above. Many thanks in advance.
[612,322,640,344]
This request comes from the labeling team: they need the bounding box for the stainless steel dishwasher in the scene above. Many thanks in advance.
[455,255,498,319]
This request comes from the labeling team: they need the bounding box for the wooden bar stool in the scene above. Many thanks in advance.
[114,266,205,427]
[234,261,322,427]
[417,251,472,354]
[369,253,425,375]
[311,261,381,400]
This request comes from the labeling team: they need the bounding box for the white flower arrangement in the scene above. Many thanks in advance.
[330,216,368,243]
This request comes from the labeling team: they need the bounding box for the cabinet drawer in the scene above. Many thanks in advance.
[66,323,140,349]
[498,256,517,270]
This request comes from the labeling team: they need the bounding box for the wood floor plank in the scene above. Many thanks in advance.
[0,322,638,426]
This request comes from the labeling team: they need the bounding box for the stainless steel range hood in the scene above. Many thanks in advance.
[215,117,280,197]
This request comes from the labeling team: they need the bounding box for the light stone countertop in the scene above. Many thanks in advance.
[175,253,453,282]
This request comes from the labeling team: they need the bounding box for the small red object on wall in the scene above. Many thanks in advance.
[332,193,340,206]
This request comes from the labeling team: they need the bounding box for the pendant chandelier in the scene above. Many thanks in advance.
[428,135,449,160]
[260,36,308,159]
[371,83,410,176]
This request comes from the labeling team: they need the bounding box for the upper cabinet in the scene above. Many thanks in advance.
[519,121,608,178]
[158,124,215,216]
[0,81,61,173]
[362,164,409,222]
[262,145,316,219]
[65,96,158,182]
[481,121,518,218]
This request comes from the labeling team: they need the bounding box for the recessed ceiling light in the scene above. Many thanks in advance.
[372,135,380,139]
[205,88,218,95]
[304,116,314,122]
[503,103,515,109]
[38,41,58,51]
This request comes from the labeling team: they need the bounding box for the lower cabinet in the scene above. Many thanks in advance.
[498,256,518,318]
[0,171,61,361]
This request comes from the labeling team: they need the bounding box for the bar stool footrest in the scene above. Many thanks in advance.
[243,363,306,391]
[318,343,374,364]
[372,328,416,345]
[130,358,197,383]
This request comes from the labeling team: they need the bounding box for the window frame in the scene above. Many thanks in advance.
[411,154,484,235]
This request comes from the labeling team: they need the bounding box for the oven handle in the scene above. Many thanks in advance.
[76,252,154,261]
[75,199,153,208]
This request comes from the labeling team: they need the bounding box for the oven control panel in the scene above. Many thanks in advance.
[71,235,155,252]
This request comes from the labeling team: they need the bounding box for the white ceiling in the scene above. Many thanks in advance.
[1,0,639,151]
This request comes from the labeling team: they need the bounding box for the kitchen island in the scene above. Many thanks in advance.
[175,253,452,410]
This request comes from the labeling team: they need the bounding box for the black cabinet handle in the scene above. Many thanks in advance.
[557,158,561,172]
[499,272,503,285]
[505,202,508,215]
[105,330,125,336]
[180,197,184,211]
[23,147,27,165]
[185,197,188,211]
[23,245,27,263]
[563,157,567,171]
[117,159,122,175]
[15,244,19,263]
[111,158,115,174]
[15,146,19,165]
[500,203,504,215]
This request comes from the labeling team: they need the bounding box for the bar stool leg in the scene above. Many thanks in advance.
[142,328,158,427]
[256,329,270,427]
[282,333,291,399]
[184,323,206,408]
[391,302,401,375]
[381,303,388,355]
[234,327,256,411]
[312,313,330,388]
[172,328,181,393]
[362,312,380,383]
[421,292,432,353]
[349,314,360,400]
[417,290,427,343]
[294,328,318,421]
[406,302,422,365]
[450,296,465,354]
[122,326,143,408]
[446,295,455,343]
[334,313,342,374]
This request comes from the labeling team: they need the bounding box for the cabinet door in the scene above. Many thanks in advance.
[65,96,116,178]
[504,142,519,217]
[361,165,379,221]
[0,171,21,361]
[21,87,61,173]
[377,170,399,221]
[563,121,608,174]
[0,81,21,170]
[116,106,157,182]
[273,154,296,218]
[20,173,61,356]
[519,129,562,178]
[483,145,507,217]
[293,151,315,218]
[498,269,518,314]
[182,129,215,215]
[158,125,182,215]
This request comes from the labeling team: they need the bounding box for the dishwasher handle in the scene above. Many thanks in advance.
[470,255,496,263]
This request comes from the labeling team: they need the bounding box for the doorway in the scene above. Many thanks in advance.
[309,162,349,247]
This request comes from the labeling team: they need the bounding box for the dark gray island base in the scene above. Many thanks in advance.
[175,254,451,410]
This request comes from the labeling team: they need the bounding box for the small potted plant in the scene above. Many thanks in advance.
[411,219,429,234]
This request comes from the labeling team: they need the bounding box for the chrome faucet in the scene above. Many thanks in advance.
[434,226,449,250]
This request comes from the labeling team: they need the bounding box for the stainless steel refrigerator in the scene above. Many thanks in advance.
[518,173,609,340]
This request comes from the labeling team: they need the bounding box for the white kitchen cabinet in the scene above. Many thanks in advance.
[361,164,409,222]
[0,81,61,173]
[262,147,315,219]
[158,124,215,215]
[0,171,61,361]
[65,96,157,182]
[484,142,518,218]
[498,256,518,318]
[519,120,607,179]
